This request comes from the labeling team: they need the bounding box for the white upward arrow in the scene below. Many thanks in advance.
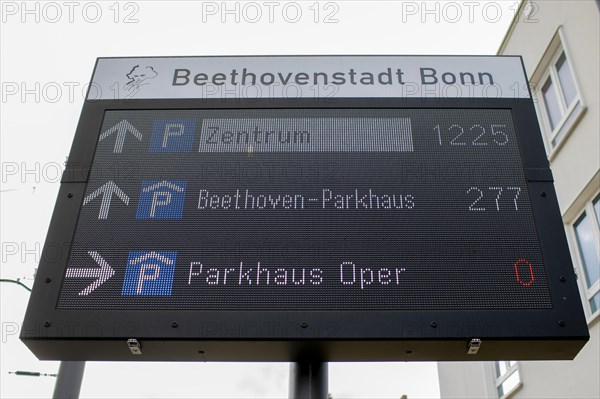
[83,181,130,219]
[65,251,115,296]
[99,120,143,153]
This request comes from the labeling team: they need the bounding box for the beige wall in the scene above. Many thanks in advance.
[501,5,599,397]
[439,2,600,398]
[500,1,600,213]
[438,362,488,398]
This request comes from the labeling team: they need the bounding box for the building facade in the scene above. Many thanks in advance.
[438,1,600,398]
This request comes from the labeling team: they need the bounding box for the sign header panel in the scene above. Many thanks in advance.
[89,56,531,100]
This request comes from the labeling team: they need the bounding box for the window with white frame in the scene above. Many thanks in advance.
[535,29,585,151]
[573,194,600,316]
[494,361,521,398]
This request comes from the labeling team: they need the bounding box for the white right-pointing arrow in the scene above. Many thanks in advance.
[65,251,115,296]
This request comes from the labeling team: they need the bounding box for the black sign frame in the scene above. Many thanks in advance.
[21,95,589,361]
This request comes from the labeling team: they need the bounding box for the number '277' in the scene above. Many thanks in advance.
[468,187,521,211]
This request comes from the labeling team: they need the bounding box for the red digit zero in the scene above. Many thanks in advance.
[514,258,535,286]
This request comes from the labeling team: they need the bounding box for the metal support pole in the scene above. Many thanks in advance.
[52,361,85,399]
[289,361,328,399]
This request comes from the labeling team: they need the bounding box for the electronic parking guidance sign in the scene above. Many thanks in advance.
[22,56,589,361]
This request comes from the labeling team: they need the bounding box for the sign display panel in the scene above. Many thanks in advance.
[59,108,551,311]
[21,56,589,362]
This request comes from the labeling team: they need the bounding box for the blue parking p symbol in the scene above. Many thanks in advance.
[122,251,177,296]
[150,119,196,152]
[136,180,186,219]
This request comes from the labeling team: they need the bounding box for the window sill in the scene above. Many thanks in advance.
[548,102,587,162]
[501,381,523,399]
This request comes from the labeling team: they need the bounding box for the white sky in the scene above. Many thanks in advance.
[1,1,521,397]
